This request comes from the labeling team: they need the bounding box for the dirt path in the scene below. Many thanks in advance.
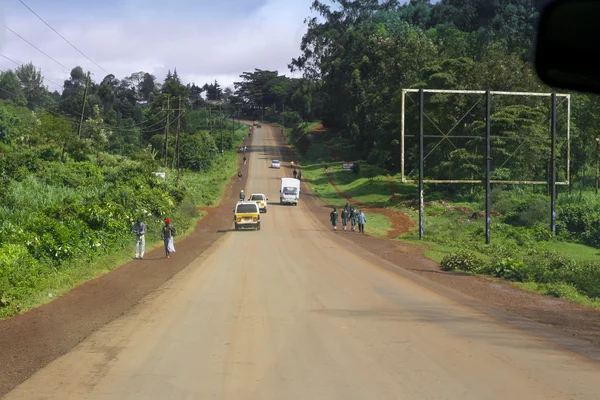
[326,171,415,238]
[0,136,253,397]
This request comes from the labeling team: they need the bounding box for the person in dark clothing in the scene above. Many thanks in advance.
[344,201,351,216]
[161,219,177,258]
[341,208,349,231]
[243,156,247,165]
[293,168,297,179]
[238,170,242,180]
[350,208,358,232]
[330,208,338,231]
[297,170,302,181]
[324,162,329,172]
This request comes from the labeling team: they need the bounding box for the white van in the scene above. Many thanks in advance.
[280,178,300,206]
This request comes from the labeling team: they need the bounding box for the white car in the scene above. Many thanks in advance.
[271,160,281,169]
[249,193,268,213]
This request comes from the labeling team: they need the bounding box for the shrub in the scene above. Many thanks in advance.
[486,258,528,281]
[0,244,47,308]
[557,203,600,247]
[180,203,199,219]
[504,194,549,227]
[440,251,483,272]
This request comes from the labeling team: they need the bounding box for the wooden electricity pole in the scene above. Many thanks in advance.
[164,95,171,168]
[175,96,182,170]
[77,71,91,139]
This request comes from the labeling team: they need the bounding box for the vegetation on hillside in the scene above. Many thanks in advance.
[0,64,246,317]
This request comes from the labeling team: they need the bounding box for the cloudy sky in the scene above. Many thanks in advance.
[0,0,314,91]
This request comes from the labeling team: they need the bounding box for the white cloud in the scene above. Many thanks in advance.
[0,0,313,91]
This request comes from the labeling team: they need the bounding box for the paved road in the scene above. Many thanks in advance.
[4,125,600,400]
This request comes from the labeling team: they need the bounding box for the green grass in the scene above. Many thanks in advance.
[548,241,600,261]
[172,150,241,207]
[514,282,600,308]
[300,162,413,208]
[363,213,393,238]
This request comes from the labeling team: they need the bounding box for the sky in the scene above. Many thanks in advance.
[0,0,314,92]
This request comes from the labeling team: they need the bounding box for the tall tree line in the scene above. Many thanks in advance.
[231,0,599,190]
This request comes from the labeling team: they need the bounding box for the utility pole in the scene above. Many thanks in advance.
[77,71,91,139]
[596,138,600,196]
[164,95,171,168]
[261,96,264,121]
[209,106,213,136]
[219,103,223,153]
[175,96,182,171]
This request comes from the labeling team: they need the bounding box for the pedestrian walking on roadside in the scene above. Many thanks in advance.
[341,208,349,231]
[162,218,176,259]
[357,210,367,234]
[243,156,247,165]
[240,189,245,201]
[324,162,329,172]
[238,170,242,180]
[330,208,339,231]
[131,217,146,259]
[297,170,302,181]
[293,168,297,179]
[350,207,358,231]
[344,200,351,216]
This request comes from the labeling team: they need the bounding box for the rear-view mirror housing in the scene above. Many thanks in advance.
[535,0,600,93]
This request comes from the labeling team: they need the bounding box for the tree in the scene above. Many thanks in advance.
[0,71,27,106]
[203,80,222,101]
[139,73,156,101]
[37,111,75,161]
[0,103,20,144]
[15,63,47,109]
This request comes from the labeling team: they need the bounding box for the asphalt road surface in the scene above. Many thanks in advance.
[4,125,600,400]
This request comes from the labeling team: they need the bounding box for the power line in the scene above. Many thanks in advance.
[4,24,71,72]
[17,0,109,76]
[0,52,65,90]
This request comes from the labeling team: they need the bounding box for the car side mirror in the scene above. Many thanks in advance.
[535,0,600,93]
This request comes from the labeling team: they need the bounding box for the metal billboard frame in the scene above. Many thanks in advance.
[400,89,571,243]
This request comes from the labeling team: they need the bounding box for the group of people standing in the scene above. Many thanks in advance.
[131,218,177,260]
[329,201,367,233]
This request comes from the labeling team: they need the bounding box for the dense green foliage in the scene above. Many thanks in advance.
[231,0,600,191]
[0,64,247,316]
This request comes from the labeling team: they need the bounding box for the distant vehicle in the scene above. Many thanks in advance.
[253,121,259,126]
[271,160,281,169]
[257,123,262,128]
[280,178,300,206]
[233,201,260,231]
[249,193,268,213]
